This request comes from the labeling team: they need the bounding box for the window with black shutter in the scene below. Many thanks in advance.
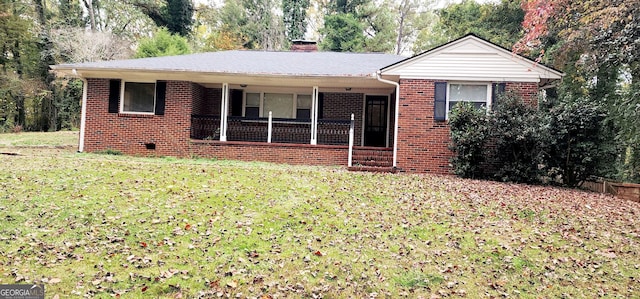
[114,80,166,115]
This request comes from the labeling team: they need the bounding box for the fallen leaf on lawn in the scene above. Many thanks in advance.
[140,242,148,248]
[141,285,148,292]
[185,224,191,230]
[209,280,220,289]
[314,250,323,256]
[49,278,61,284]
[598,250,617,258]
[227,280,237,288]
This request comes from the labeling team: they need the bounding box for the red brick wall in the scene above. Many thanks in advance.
[396,79,453,174]
[206,88,222,115]
[507,82,539,107]
[83,79,192,156]
[322,92,364,146]
[82,78,539,172]
[190,141,348,166]
[191,84,206,115]
[395,80,540,174]
[192,87,222,115]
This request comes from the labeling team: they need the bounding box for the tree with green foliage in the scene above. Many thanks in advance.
[243,0,286,50]
[133,0,194,36]
[319,13,365,52]
[331,0,368,14]
[282,0,309,40]
[414,0,524,52]
[319,0,395,52]
[394,0,429,55]
[516,0,640,182]
[360,1,395,52]
[135,28,191,58]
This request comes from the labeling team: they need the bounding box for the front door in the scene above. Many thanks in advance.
[364,95,388,147]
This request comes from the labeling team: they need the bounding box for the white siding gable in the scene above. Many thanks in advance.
[381,35,563,83]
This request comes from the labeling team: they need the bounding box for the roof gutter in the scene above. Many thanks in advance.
[376,71,400,169]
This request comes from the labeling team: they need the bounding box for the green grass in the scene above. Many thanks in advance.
[0,132,639,298]
[0,131,78,147]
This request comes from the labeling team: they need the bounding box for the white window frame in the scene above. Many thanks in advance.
[120,80,156,115]
[242,91,312,119]
[445,82,492,119]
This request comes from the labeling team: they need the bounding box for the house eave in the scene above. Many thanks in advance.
[51,67,395,89]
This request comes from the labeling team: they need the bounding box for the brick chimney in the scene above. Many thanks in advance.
[291,40,318,52]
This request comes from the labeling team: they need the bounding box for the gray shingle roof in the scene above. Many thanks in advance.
[53,51,405,77]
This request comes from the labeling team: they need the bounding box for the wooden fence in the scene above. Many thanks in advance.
[582,180,640,202]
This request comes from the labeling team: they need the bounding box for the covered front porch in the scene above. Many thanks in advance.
[187,81,397,170]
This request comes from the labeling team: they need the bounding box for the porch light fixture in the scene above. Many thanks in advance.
[345,87,352,91]
[240,84,247,88]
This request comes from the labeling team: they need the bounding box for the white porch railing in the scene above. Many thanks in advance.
[348,113,354,167]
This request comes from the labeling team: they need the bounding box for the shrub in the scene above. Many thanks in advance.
[489,93,546,184]
[449,91,614,187]
[542,97,611,187]
[448,102,490,178]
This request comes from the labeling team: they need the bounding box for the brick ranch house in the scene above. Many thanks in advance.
[51,34,563,174]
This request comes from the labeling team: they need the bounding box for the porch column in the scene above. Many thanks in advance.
[219,83,229,142]
[310,86,319,145]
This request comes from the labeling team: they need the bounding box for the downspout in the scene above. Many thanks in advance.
[376,71,400,168]
[73,69,88,153]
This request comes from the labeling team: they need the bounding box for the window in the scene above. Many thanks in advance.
[434,82,493,120]
[245,93,260,118]
[108,80,165,115]
[296,95,312,119]
[264,93,294,118]
[122,82,155,113]
[448,84,489,111]
[244,92,312,119]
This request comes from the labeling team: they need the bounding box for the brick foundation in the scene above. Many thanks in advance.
[190,141,348,166]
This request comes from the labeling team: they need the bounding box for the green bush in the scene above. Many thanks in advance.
[449,92,611,187]
[448,102,489,178]
[542,97,611,187]
[489,93,545,184]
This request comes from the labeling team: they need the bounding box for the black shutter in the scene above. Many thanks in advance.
[434,82,447,121]
[491,83,506,110]
[230,89,243,116]
[318,92,324,119]
[108,79,121,113]
[155,81,167,115]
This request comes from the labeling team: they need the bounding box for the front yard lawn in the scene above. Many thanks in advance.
[0,132,638,298]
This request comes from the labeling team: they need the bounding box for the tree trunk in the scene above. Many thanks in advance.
[396,9,404,55]
[82,0,97,32]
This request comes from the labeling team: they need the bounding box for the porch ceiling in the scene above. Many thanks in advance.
[56,69,398,90]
